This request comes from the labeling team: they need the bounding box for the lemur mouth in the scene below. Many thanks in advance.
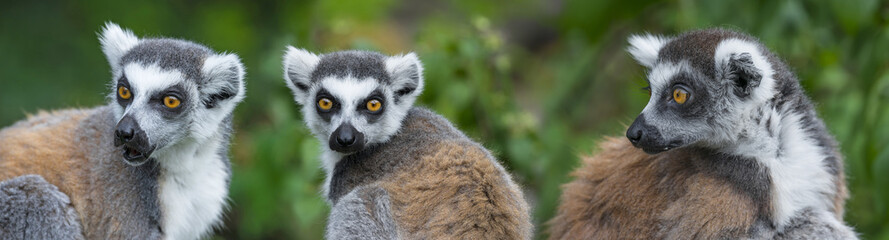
[121,145,154,166]
[640,140,684,155]
[641,147,670,155]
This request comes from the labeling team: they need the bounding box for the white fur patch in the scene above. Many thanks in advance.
[282,46,321,101]
[714,38,776,104]
[320,150,346,200]
[322,77,380,108]
[726,108,835,229]
[155,136,230,240]
[192,54,247,141]
[764,111,834,229]
[640,61,684,116]
[384,52,425,94]
[100,22,140,70]
[627,34,670,68]
[201,54,246,99]
[114,64,186,121]
[124,64,184,97]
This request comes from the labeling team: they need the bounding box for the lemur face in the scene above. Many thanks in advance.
[283,48,423,154]
[625,30,776,154]
[100,23,246,166]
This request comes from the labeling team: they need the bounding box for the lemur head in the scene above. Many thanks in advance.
[99,23,246,166]
[282,47,423,154]
[625,29,781,154]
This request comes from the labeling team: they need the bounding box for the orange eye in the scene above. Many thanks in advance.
[318,98,333,110]
[163,96,181,108]
[673,88,689,104]
[118,86,132,99]
[366,99,382,112]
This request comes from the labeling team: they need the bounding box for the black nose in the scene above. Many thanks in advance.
[627,128,642,144]
[329,123,365,153]
[336,127,356,146]
[626,115,647,145]
[115,115,142,146]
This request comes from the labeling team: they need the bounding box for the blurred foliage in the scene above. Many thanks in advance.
[1,0,887,239]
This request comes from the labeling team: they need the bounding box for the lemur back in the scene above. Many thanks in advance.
[0,107,164,239]
[328,107,531,239]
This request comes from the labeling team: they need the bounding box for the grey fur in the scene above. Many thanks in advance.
[698,150,773,224]
[0,175,83,240]
[120,38,211,82]
[77,106,165,239]
[657,28,759,79]
[326,185,398,240]
[773,208,859,240]
[311,50,391,84]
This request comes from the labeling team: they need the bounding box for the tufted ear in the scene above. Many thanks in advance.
[201,53,246,109]
[385,53,424,103]
[99,22,140,71]
[283,46,320,102]
[725,52,762,97]
[627,34,669,68]
[714,38,773,99]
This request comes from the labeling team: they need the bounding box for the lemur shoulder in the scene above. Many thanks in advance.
[282,48,533,239]
[0,23,245,239]
[548,29,856,239]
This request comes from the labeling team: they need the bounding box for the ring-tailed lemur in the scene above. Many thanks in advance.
[548,29,857,239]
[0,23,245,239]
[282,48,533,239]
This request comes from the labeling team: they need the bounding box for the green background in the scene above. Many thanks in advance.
[1,0,887,239]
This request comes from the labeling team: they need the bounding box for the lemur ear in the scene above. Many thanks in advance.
[627,34,669,68]
[715,39,772,98]
[385,52,424,103]
[725,52,762,97]
[99,22,140,71]
[283,46,321,102]
[201,53,246,109]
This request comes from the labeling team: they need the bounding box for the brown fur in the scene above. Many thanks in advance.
[548,137,763,239]
[0,109,93,218]
[380,141,530,239]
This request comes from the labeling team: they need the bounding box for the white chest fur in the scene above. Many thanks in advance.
[320,150,345,202]
[156,138,230,240]
[731,109,835,230]
[762,112,834,229]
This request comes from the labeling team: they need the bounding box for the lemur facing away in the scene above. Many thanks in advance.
[548,29,857,239]
[282,48,533,239]
[0,23,245,239]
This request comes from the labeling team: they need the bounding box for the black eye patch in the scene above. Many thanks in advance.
[315,88,339,122]
[658,71,709,118]
[150,84,188,118]
[117,76,133,106]
[358,89,386,123]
